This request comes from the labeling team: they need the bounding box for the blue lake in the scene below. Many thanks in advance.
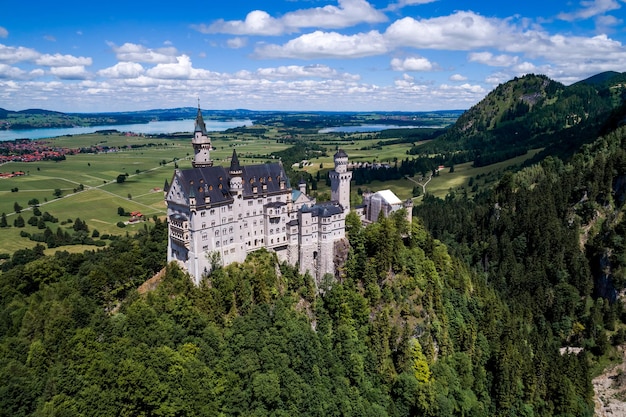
[0,119,253,142]
[318,124,443,133]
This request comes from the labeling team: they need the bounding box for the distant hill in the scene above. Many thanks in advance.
[416,72,626,166]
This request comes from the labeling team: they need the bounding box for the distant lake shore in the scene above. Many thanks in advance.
[318,124,445,133]
[0,119,253,142]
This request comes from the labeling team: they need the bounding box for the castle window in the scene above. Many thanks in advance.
[201,211,206,217]
[210,209,215,214]
[253,186,258,193]
[219,176,223,181]
[215,230,219,236]
[268,176,272,182]
[218,183,222,189]
[209,185,213,190]
[199,178,204,184]
[202,222,206,228]
[248,201,253,206]
[216,241,220,247]
[190,180,194,185]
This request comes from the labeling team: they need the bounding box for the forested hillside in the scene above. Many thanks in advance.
[0,207,596,416]
[414,72,626,166]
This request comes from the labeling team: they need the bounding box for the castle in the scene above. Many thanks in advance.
[165,107,414,285]
[165,107,351,285]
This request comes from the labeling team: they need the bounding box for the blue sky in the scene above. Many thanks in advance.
[1,0,625,112]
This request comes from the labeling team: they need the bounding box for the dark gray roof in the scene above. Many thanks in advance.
[309,202,344,218]
[241,163,288,197]
[194,107,207,135]
[176,166,232,207]
[334,149,348,158]
[230,149,242,173]
[173,162,290,208]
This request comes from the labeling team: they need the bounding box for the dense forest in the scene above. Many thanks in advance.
[0,206,598,416]
[2,72,626,416]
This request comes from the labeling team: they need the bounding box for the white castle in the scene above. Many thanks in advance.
[165,107,352,285]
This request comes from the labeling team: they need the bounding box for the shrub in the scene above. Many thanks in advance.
[116,221,126,228]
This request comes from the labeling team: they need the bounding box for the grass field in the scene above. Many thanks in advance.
[0,129,538,256]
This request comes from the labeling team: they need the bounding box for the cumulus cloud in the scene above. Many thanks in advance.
[390,56,435,71]
[0,44,40,64]
[36,53,92,67]
[145,55,218,80]
[255,30,387,59]
[450,74,468,81]
[557,0,622,21]
[281,0,387,29]
[50,66,91,80]
[227,37,248,49]
[254,64,360,80]
[109,42,179,64]
[98,62,145,79]
[194,0,386,36]
[387,0,438,11]
[385,11,517,50]
[0,27,8,38]
[468,52,519,67]
[0,64,28,79]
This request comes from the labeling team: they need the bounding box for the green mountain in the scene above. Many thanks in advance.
[418,72,626,166]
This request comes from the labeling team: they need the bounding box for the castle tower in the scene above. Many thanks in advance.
[191,102,212,168]
[329,149,352,212]
[229,149,243,195]
[298,178,307,195]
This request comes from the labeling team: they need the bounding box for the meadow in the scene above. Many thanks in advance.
[0,128,538,255]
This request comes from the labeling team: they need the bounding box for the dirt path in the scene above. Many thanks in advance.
[593,346,626,416]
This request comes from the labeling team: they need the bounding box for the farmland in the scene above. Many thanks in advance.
[0,125,539,255]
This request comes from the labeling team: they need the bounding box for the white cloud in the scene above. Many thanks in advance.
[35,53,92,67]
[450,74,467,81]
[195,0,386,36]
[44,35,56,42]
[281,0,387,29]
[255,30,387,59]
[98,62,145,79]
[468,52,519,67]
[254,64,360,80]
[109,42,179,64]
[390,56,435,71]
[50,66,91,80]
[557,0,622,21]
[145,55,218,80]
[385,11,517,50]
[227,37,248,49]
[0,64,28,79]
[0,44,40,64]
[0,27,8,38]
[387,0,438,11]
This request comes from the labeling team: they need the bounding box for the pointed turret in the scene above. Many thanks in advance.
[192,100,212,168]
[229,149,242,175]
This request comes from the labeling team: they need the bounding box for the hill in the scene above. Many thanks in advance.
[415,72,626,166]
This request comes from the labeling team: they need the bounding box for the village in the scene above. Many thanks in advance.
[0,138,73,164]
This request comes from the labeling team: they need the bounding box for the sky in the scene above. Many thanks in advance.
[1,0,625,113]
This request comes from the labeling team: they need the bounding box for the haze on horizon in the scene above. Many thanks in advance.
[1,0,626,113]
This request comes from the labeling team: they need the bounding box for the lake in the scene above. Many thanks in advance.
[318,124,444,133]
[0,119,253,142]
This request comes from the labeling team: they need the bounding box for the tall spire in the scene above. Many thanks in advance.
[191,99,212,168]
[229,149,242,175]
[194,99,207,135]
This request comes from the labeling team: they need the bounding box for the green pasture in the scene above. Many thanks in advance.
[0,128,540,256]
